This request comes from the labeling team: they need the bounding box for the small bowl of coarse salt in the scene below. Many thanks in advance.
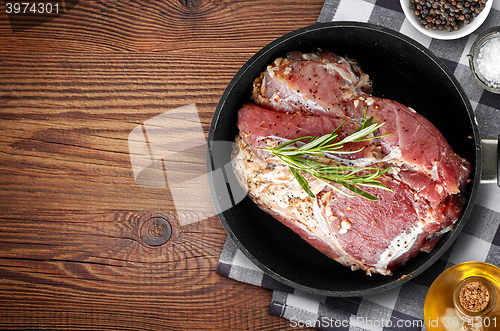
[468,26,500,94]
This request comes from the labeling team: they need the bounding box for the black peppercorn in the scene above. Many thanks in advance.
[409,0,488,31]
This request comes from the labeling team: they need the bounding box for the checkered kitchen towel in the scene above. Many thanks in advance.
[217,1,500,330]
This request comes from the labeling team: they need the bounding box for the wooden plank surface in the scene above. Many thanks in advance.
[0,0,324,329]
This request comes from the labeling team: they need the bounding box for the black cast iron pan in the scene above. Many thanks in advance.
[207,22,482,297]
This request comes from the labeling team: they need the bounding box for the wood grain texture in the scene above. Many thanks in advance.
[0,0,324,329]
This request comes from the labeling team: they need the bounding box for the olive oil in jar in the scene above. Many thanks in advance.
[424,262,500,331]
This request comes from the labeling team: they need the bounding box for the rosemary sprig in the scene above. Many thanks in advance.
[263,111,392,201]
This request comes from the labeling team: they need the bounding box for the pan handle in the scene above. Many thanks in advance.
[481,135,499,187]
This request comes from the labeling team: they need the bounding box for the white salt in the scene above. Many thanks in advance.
[476,36,500,89]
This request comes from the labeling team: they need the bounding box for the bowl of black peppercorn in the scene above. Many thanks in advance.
[401,0,492,40]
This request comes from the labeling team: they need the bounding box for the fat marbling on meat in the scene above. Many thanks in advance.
[232,50,470,276]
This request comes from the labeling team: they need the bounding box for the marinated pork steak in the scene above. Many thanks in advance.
[232,50,471,276]
[252,50,372,118]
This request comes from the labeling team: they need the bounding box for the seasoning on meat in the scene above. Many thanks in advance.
[232,50,471,276]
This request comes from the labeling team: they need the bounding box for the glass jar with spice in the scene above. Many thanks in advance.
[468,26,500,94]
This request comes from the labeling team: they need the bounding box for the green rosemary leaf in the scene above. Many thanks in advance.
[379,166,392,175]
[341,183,379,201]
[297,132,336,151]
[289,167,315,198]
[262,109,393,200]
[274,136,314,150]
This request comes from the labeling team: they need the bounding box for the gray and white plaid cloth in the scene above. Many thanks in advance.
[217,1,500,330]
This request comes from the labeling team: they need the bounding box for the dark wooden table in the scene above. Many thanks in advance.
[0,0,325,329]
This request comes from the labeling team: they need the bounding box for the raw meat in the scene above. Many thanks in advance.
[232,50,470,275]
[252,50,372,118]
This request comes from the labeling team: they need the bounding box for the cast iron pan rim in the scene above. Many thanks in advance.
[208,21,482,297]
